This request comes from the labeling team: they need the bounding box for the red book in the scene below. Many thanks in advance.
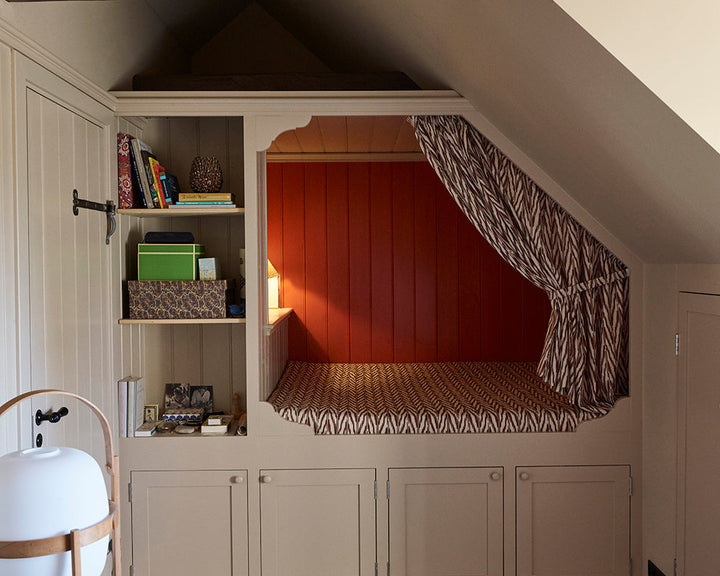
[117,133,134,208]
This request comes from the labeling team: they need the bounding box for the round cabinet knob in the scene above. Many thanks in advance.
[231,475,244,484]
[519,472,530,481]
[490,471,502,481]
[261,475,272,484]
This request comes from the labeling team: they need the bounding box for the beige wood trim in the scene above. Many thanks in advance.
[265,308,292,335]
[266,152,427,163]
[119,318,247,325]
[119,208,245,217]
[0,19,115,110]
[111,91,474,118]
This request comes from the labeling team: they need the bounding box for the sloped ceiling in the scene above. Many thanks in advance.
[143,0,720,263]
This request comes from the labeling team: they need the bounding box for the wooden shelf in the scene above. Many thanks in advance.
[119,317,246,325]
[119,208,245,217]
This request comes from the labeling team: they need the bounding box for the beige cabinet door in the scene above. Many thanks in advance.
[260,468,376,576]
[130,470,248,576]
[677,293,720,575]
[516,465,630,576]
[388,467,504,576]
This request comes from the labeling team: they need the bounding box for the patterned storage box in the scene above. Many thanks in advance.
[128,280,233,319]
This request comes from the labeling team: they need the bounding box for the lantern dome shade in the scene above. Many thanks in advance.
[0,446,109,575]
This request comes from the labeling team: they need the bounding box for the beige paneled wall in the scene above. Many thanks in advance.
[130,118,247,414]
[0,43,19,454]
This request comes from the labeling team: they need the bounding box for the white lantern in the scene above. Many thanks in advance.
[0,390,120,576]
[0,446,109,575]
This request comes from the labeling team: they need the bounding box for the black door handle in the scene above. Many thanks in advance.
[35,407,69,426]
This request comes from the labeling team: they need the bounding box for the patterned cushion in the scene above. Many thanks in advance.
[268,361,608,435]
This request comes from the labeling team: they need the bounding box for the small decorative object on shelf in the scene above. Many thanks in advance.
[189,156,223,194]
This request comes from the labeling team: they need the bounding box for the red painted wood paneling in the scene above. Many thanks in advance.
[370,163,394,362]
[267,161,550,363]
[326,163,350,362]
[348,164,372,362]
[304,164,329,362]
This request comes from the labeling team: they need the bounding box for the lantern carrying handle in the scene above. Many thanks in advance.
[0,389,120,576]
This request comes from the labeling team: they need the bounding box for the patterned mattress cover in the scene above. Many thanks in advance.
[267,361,607,435]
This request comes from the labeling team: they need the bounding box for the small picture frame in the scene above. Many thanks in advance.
[165,382,190,410]
[143,404,158,423]
[190,385,213,413]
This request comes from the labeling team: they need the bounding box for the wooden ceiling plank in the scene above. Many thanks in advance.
[294,117,324,153]
[317,116,348,153]
[346,116,373,153]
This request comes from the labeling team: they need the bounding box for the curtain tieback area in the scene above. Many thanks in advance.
[548,269,629,302]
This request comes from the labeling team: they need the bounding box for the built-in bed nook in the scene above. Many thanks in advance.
[262,115,629,435]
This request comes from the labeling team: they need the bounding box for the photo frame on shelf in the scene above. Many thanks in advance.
[165,383,190,410]
[143,404,159,423]
[190,385,213,413]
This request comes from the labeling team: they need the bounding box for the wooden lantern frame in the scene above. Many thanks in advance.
[0,389,120,575]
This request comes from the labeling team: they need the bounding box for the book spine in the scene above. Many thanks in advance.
[117,134,135,209]
[141,151,161,208]
[130,139,154,208]
[126,379,136,436]
[117,380,128,437]
[179,193,233,201]
[176,201,235,205]
[146,155,166,208]
[159,170,173,206]
[149,158,167,208]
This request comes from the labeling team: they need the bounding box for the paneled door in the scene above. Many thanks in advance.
[14,54,115,455]
[677,293,720,575]
[516,465,630,576]
[259,468,376,576]
[131,470,249,576]
[388,467,504,576]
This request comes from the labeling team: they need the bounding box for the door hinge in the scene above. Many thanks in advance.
[675,333,680,356]
[386,480,390,500]
[629,476,633,497]
[128,482,133,503]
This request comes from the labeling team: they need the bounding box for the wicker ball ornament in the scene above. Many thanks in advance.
[189,156,223,194]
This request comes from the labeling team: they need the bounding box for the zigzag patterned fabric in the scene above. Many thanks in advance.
[410,116,629,412]
[268,361,608,434]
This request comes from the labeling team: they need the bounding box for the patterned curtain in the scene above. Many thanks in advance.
[411,115,629,412]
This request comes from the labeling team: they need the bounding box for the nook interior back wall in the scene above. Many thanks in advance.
[267,161,550,363]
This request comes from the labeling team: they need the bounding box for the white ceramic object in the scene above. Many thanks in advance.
[0,446,109,575]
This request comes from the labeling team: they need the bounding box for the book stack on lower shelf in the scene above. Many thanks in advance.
[118,376,146,437]
[169,192,235,209]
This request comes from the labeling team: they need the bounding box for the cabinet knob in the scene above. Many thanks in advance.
[519,472,530,481]
[490,471,502,481]
[231,475,244,484]
[261,475,272,484]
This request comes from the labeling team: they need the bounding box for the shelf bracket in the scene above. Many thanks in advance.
[72,189,116,245]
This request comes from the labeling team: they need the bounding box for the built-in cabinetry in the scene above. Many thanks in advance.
[130,470,248,576]
[124,464,629,576]
[114,92,637,576]
[388,467,504,576]
[259,468,376,576]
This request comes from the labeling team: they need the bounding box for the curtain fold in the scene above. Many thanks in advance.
[411,115,628,412]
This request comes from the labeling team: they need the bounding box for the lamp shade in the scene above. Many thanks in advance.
[0,446,109,575]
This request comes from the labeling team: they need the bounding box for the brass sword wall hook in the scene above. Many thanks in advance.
[72,189,116,245]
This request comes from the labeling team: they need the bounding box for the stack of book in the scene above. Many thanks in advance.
[117,133,180,209]
[200,414,234,435]
[117,376,146,437]
[169,192,236,209]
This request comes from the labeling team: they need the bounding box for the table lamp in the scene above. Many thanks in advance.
[0,390,120,575]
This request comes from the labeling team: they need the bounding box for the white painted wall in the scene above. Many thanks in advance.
[0,0,184,90]
[554,0,720,155]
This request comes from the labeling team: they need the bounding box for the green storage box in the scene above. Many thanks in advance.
[138,243,205,280]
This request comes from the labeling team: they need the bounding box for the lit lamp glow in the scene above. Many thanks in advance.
[0,390,120,576]
[268,260,280,309]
